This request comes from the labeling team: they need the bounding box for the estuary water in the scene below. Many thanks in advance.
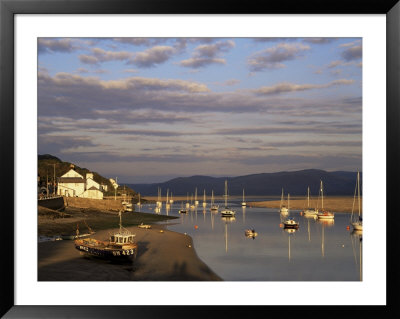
[137,197,362,281]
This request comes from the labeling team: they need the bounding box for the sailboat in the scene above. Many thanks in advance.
[279,188,289,215]
[241,189,247,207]
[220,180,235,217]
[137,193,141,207]
[283,194,299,229]
[202,189,207,208]
[169,192,174,204]
[185,193,190,209]
[165,189,170,209]
[194,188,199,206]
[317,180,334,220]
[350,171,362,231]
[179,201,187,214]
[190,194,195,210]
[210,190,219,211]
[156,187,162,208]
[303,186,318,216]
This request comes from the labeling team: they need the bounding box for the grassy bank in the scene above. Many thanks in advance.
[248,196,361,214]
[38,205,177,237]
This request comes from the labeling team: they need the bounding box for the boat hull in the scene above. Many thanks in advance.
[75,240,137,261]
[317,214,335,220]
[283,223,299,229]
[352,222,363,231]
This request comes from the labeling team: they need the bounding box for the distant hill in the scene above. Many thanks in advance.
[37,154,136,197]
[127,169,361,196]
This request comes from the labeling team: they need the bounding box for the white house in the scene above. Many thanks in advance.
[57,169,85,197]
[57,168,103,199]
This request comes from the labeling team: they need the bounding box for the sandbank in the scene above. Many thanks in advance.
[38,224,222,281]
[248,196,361,214]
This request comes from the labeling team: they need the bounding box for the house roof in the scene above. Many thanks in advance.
[59,177,85,183]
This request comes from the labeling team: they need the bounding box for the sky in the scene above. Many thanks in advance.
[38,37,362,183]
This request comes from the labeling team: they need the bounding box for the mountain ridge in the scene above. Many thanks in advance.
[127,169,361,196]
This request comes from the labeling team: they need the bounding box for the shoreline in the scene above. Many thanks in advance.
[38,206,222,281]
[248,196,361,214]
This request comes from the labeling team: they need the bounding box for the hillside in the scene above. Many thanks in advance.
[37,154,136,197]
[127,169,361,196]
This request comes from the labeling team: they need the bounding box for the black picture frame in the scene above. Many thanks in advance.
[1,0,398,317]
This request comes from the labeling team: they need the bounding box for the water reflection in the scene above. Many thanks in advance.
[138,200,362,281]
[351,229,362,281]
[221,216,236,253]
[284,228,297,261]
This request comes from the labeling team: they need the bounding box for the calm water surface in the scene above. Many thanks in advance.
[137,197,362,281]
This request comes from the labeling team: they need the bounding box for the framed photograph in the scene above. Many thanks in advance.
[1,0,397,317]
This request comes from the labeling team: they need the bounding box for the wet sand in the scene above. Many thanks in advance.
[248,196,361,214]
[38,224,222,281]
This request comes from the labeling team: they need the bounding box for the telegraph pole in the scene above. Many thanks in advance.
[53,164,56,196]
[114,176,118,200]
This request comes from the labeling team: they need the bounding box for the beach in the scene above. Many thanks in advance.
[248,196,361,214]
[38,205,222,281]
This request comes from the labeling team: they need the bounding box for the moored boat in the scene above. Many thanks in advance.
[220,180,235,217]
[279,188,289,215]
[74,211,138,261]
[303,186,318,216]
[283,216,299,229]
[350,171,363,231]
[317,180,334,220]
[245,229,258,238]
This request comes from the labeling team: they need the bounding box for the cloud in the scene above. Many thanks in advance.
[38,134,97,155]
[341,45,362,61]
[79,47,133,65]
[247,42,310,71]
[179,57,226,68]
[129,45,177,68]
[253,79,355,95]
[215,124,361,136]
[39,72,209,93]
[302,38,337,44]
[213,79,240,87]
[123,69,139,73]
[178,40,235,68]
[113,38,168,46]
[38,38,82,54]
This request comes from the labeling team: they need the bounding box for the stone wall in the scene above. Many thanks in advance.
[63,196,125,211]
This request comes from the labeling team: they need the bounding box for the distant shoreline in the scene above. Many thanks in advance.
[247,196,361,214]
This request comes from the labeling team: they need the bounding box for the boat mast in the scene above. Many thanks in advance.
[119,210,122,233]
[320,180,324,210]
[243,189,245,202]
[280,188,284,209]
[357,171,361,219]
[288,193,290,211]
[224,180,228,207]
[307,186,310,208]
